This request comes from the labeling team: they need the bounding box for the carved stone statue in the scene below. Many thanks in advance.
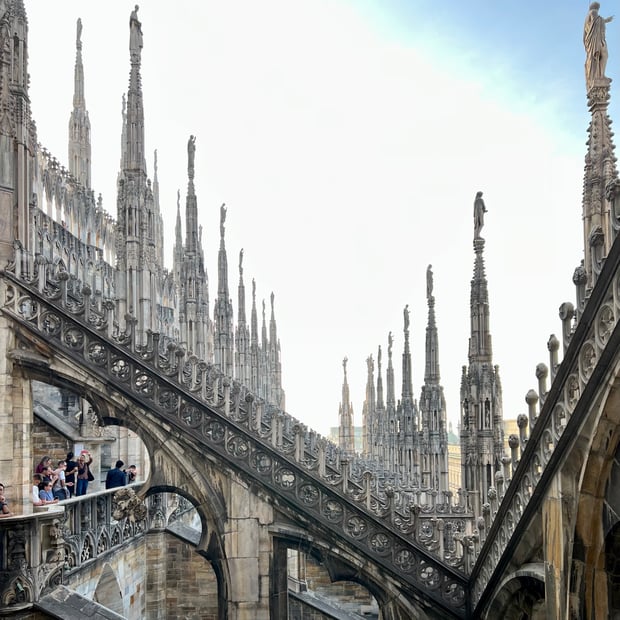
[426,264,433,299]
[129,5,143,60]
[388,331,393,357]
[403,304,410,331]
[584,2,614,90]
[220,203,226,239]
[187,135,196,180]
[343,356,348,377]
[76,18,82,50]
[239,249,244,277]
[473,191,487,239]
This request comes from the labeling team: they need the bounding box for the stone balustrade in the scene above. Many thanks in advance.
[0,484,144,614]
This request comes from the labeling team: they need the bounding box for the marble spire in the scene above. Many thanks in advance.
[68,18,91,188]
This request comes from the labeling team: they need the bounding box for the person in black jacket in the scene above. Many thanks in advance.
[105,460,127,489]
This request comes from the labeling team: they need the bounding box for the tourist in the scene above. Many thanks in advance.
[32,474,43,506]
[75,452,94,496]
[0,483,12,517]
[105,460,127,489]
[35,455,52,474]
[40,465,58,487]
[65,451,78,497]
[52,460,69,500]
[38,481,58,505]
[125,464,137,484]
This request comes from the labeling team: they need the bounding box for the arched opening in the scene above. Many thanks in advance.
[144,490,222,620]
[93,563,123,615]
[31,380,150,492]
[486,571,546,620]
[603,438,620,618]
[287,550,379,618]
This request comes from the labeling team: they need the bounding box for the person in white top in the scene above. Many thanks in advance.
[52,461,69,500]
[32,473,43,506]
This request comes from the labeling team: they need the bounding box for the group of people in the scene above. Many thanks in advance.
[32,452,137,506]
[33,451,93,505]
[105,460,137,489]
[0,458,132,517]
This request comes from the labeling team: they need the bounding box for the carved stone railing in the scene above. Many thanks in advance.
[470,230,620,613]
[0,270,468,618]
[0,484,145,615]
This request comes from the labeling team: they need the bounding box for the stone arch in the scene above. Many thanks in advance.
[485,564,545,619]
[271,530,431,620]
[570,363,620,619]
[93,563,123,616]
[1,576,33,607]
[601,436,620,618]
[143,487,228,620]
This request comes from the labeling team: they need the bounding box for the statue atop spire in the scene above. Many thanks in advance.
[239,249,244,278]
[76,17,82,51]
[584,2,614,91]
[187,135,196,180]
[426,264,433,300]
[220,203,227,239]
[473,191,487,239]
[403,304,410,332]
[130,5,143,62]
[343,356,348,378]
[581,2,618,291]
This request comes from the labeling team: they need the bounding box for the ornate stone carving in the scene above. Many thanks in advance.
[112,487,148,523]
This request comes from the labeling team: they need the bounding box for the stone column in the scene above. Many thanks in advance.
[542,475,571,619]
[145,530,167,619]
[224,478,274,620]
[0,311,34,515]
[270,539,288,619]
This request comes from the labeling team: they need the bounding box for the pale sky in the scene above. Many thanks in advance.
[26,1,619,437]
